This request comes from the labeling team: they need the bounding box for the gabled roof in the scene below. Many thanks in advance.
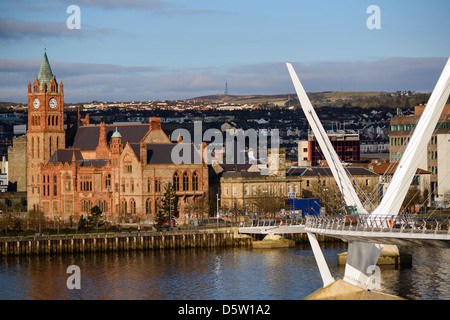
[47,149,109,167]
[129,143,202,164]
[72,124,149,150]
[77,159,109,167]
[371,163,430,175]
[48,149,83,165]
[287,167,378,177]
[219,163,254,172]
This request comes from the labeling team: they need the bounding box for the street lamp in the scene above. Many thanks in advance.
[169,186,172,231]
[216,192,220,228]
[32,186,42,236]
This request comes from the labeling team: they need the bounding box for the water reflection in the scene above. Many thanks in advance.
[0,244,448,300]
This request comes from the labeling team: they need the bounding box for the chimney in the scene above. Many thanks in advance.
[99,122,107,146]
[149,117,162,131]
[201,141,207,164]
[95,122,109,158]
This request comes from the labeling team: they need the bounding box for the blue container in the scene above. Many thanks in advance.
[286,198,321,217]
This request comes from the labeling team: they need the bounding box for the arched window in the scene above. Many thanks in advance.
[155,179,161,193]
[105,174,111,190]
[96,200,108,213]
[81,200,92,213]
[121,199,127,214]
[192,171,199,191]
[65,175,71,192]
[53,174,57,196]
[173,172,180,191]
[130,199,136,215]
[145,198,152,215]
[183,171,190,191]
[124,161,132,173]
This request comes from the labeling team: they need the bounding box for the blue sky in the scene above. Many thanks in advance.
[1,0,449,102]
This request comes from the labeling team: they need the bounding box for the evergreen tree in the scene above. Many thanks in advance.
[155,183,179,229]
[89,205,103,228]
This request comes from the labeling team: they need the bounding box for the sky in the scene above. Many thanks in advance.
[1,0,449,103]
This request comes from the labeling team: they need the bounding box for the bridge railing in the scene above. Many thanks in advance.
[305,214,450,235]
[239,218,306,228]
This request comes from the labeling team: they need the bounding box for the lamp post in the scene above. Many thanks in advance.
[216,192,220,228]
[33,186,42,236]
[169,187,172,231]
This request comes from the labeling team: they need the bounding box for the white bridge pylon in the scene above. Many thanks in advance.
[285,58,450,290]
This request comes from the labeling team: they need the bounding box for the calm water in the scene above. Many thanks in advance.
[0,243,448,300]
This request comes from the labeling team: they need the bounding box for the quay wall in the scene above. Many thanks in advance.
[0,228,252,256]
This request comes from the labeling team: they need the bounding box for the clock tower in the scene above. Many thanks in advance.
[27,51,65,211]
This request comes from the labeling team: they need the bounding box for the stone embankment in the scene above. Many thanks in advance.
[0,228,252,256]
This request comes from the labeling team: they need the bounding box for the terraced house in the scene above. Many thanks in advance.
[26,52,208,222]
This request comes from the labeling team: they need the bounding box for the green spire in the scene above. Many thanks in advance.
[112,127,122,138]
[37,51,54,90]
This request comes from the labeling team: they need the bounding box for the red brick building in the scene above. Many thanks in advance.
[298,132,361,166]
[27,52,209,222]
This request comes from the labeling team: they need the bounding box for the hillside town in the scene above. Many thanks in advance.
[1,84,448,222]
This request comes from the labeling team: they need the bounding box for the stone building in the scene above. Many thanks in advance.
[389,104,450,207]
[7,135,27,192]
[26,52,209,222]
[217,148,379,215]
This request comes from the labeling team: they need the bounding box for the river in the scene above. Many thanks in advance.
[0,243,448,300]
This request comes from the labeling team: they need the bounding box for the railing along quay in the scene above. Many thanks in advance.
[0,227,252,256]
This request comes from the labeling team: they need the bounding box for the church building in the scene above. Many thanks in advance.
[26,52,209,222]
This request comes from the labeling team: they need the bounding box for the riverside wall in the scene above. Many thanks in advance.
[0,227,345,256]
[0,228,253,256]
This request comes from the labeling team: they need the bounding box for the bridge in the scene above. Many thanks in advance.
[238,215,450,248]
[277,59,450,294]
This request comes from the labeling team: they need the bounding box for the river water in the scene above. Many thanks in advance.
[0,243,448,300]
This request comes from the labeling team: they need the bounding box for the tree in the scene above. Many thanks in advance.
[422,189,429,209]
[253,190,285,218]
[402,189,422,213]
[186,195,209,221]
[155,183,179,230]
[161,182,179,218]
[78,214,88,229]
[89,205,103,228]
[27,209,44,232]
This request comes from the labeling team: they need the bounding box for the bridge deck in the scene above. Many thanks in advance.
[238,216,450,248]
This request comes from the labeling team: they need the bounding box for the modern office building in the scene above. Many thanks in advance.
[389,104,450,207]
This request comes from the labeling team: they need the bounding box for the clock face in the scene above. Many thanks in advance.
[49,98,57,109]
[33,98,40,109]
